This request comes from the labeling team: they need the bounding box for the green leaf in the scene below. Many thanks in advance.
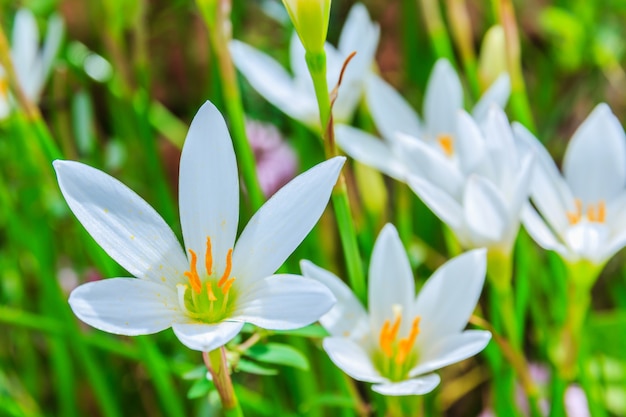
[187,376,214,399]
[182,365,207,381]
[236,358,278,376]
[299,394,357,414]
[244,343,310,370]
[586,311,626,358]
[273,324,329,338]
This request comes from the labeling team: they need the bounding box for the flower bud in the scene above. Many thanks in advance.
[478,25,507,91]
[282,0,331,54]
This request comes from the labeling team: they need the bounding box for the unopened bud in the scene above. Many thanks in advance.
[282,0,331,54]
[478,25,507,91]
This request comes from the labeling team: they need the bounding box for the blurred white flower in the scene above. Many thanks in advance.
[302,224,490,396]
[55,101,344,352]
[517,103,626,266]
[0,9,64,118]
[230,3,379,128]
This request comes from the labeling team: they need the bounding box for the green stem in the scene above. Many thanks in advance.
[305,49,366,304]
[419,0,458,65]
[204,348,244,417]
[198,0,265,211]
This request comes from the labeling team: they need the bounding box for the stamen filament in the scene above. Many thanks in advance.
[207,281,217,301]
[218,249,233,287]
[221,278,236,295]
[184,249,202,294]
[205,237,213,276]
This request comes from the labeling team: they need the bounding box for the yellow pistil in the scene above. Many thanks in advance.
[567,199,606,225]
[184,249,202,294]
[437,134,454,157]
[206,281,217,302]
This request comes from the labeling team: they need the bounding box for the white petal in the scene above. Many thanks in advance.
[413,249,487,342]
[172,321,244,352]
[337,4,379,89]
[455,111,488,175]
[231,274,336,330]
[179,101,239,276]
[521,205,569,256]
[563,103,626,203]
[372,374,441,396]
[424,59,463,138]
[365,75,422,142]
[410,330,491,376]
[471,74,511,122]
[53,160,189,285]
[38,14,64,98]
[508,153,534,217]
[368,224,415,336]
[463,176,510,246]
[230,40,317,125]
[232,157,345,284]
[323,337,386,383]
[11,9,40,100]
[300,260,369,339]
[69,278,184,336]
[514,123,573,234]
[407,176,464,232]
[335,125,407,180]
[289,32,309,81]
[482,107,518,188]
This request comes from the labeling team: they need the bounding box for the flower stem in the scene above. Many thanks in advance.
[305,49,366,304]
[419,0,458,65]
[204,347,244,417]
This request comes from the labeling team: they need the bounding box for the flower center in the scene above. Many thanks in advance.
[567,199,606,225]
[437,134,454,157]
[375,305,421,381]
[176,237,237,324]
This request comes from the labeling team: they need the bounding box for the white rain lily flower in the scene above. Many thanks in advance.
[302,224,490,396]
[405,107,534,254]
[516,103,626,265]
[0,9,64,119]
[54,101,345,352]
[229,3,379,128]
[336,58,510,182]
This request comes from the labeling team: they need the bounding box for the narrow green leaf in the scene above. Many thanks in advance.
[245,343,310,370]
[236,358,278,376]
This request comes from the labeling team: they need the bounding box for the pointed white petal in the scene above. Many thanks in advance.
[53,160,189,285]
[514,123,573,234]
[179,101,239,276]
[231,274,335,330]
[368,224,415,335]
[69,278,183,336]
[230,40,317,125]
[337,4,379,87]
[563,103,626,203]
[508,154,534,217]
[463,176,510,246]
[232,157,345,284]
[413,249,487,342]
[289,33,309,81]
[471,74,511,122]
[407,176,464,232]
[521,205,569,256]
[335,125,407,180]
[11,9,40,99]
[172,321,244,352]
[410,330,491,376]
[372,374,441,396]
[300,260,369,339]
[424,59,463,138]
[38,14,64,98]
[323,337,386,383]
[455,111,488,175]
[365,76,422,143]
[482,107,518,187]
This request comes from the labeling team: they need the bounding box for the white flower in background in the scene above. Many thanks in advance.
[0,9,64,118]
[336,58,510,182]
[516,103,626,266]
[407,107,534,254]
[302,224,490,396]
[54,101,344,352]
[229,3,379,128]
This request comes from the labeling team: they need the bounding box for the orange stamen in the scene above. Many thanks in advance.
[218,249,233,287]
[206,281,217,302]
[379,320,393,358]
[567,199,583,225]
[205,237,213,276]
[437,134,454,157]
[184,249,202,294]
[221,277,235,295]
[388,314,402,342]
[597,200,606,222]
[395,317,421,365]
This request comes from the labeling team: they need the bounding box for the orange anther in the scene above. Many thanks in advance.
[206,281,217,302]
[184,249,202,294]
[395,317,421,365]
[379,320,393,358]
[221,277,236,295]
[437,134,454,157]
[567,199,583,225]
[218,249,233,287]
[205,237,213,276]
[598,201,606,223]
[587,206,597,222]
[388,315,402,342]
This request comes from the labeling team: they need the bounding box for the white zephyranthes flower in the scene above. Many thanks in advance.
[336,58,510,181]
[302,224,490,396]
[516,103,626,266]
[54,101,345,352]
[0,8,64,119]
[229,3,379,128]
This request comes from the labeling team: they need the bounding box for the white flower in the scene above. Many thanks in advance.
[336,58,510,182]
[229,3,379,128]
[0,9,64,118]
[54,101,345,352]
[301,224,490,396]
[516,103,626,265]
